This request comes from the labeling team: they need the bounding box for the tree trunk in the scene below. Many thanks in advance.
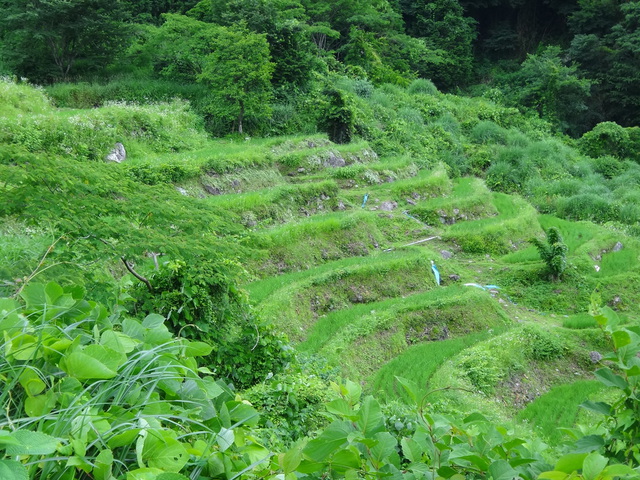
[238,100,245,134]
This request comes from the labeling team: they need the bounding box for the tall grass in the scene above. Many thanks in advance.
[517,380,604,445]
[371,329,505,403]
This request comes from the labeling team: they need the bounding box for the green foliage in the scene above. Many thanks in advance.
[506,46,593,136]
[198,26,275,134]
[0,0,129,82]
[243,363,334,446]
[318,87,356,144]
[520,323,567,360]
[131,259,293,388]
[579,122,636,160]
[581,297,640,464]
[403,0,477,88]
[0,282,271,480]
[407,78,439,96]
[531,227,569,280]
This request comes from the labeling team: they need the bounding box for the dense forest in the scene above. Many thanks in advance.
[1,0,640,479]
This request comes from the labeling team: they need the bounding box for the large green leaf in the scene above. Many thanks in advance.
[594,368,628,390]
[580,401,612,416]
[574,435,605,453]
[488,459,518,480]
[24,390,57,417]
[144,435,189,473]
[62,350,118,379]
[126,467,164,480]
[94,449,114,480]
[100,330,139,353]
[157,474,190,480]
[356,396,384,437]
[20,283,47,311]
[5,430,58,455]
[303,421,352,462]
[0,460,28,480]
[281,442,303,474]
[582,452,608,480]
[555,453,587,473]
[325,399,356,419]
[369,432,397,463]
[330,448,361,473]
[0,299,24,333]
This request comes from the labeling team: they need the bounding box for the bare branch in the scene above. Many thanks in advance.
[121,257,153,293]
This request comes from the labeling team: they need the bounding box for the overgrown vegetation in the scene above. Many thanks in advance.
[2,15,640,475]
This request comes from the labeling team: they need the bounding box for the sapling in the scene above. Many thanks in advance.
[531,226,568,280]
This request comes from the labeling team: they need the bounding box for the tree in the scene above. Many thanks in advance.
[198,26,274,134]
[531,227,568,281]
[509,46,593,136]
[403,0,477,88]
[569,0,640,127]
[207,0,319,88]
[0,0,129,82]
[318,87,355,144]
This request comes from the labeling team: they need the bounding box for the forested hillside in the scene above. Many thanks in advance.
[1,1,640,479]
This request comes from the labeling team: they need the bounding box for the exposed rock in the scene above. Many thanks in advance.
[105,142,126,163]
[440,250,453,259]
[323,151,346,168]
[176,187,188,196]
[406,198,417,206]
[337,201,346,211]
[298,167,306,173]
[613,241,624,252]
[203,184,221,195]
[379,201,398,211]
[449,274,460,281]
[589,351,603,363]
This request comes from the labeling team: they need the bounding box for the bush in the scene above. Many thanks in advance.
[407,78,439,95]
[520,324,566,359]
[579,121,633,159]
[0,282,271,480]
[131,258,293,388]
[530,227,568,280]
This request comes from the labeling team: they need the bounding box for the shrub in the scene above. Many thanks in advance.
[0,282,271,480]
[520,324,566,359]
[530,227,568,280]
[470,120,507,144]
[131,258,293,388]
[579,121,632,159]
[407,78,439,95]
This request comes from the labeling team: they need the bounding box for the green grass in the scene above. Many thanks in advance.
[245,251,415,304]
[517,380,605,445]
[409,177,496,225]
[562,313,597,329]
[306,287,510,382]
[443,193,541,254]
[370,328,505,403]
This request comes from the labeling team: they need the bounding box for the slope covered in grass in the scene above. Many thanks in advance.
[1,78,639,455]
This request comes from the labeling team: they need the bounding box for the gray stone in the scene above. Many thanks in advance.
[440,250,453,259]
[176,187,188,196]
[449,274,460,281]
[337,201,346,211]
[105,142,126,163]
[323,151,346,168]
[379,201,398,211]
[406,198,417,206]
[613,241,624,252]
[203,184,221,195]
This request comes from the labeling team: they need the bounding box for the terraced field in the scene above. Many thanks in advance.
[162,135,640,443]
